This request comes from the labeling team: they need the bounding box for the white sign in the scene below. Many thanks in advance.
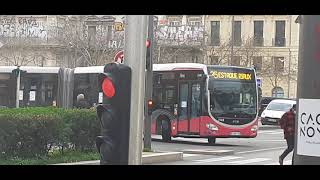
[98,92,103,103]
[297,99,320,157]
[19,90,24,100]
[29,91,36,101]
[181,101,187,108]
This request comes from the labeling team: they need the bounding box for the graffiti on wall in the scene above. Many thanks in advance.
[155,25,205,46]
[0,16,47,39]
[106,23,206,49]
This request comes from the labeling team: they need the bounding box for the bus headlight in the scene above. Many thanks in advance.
[251,125,258,132]
[206,123,218,131]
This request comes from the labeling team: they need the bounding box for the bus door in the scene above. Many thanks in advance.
[177,81,202,135]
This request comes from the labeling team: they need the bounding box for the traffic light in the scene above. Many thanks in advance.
[12,66,27,77]
[95,62,132,165]
[146,39,152,71]
[147,99,154,115]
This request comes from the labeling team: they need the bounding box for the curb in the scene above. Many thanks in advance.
[53,151,183,165]
[54,160,99,165]
[142,152,183,164]
[182,149,234,156]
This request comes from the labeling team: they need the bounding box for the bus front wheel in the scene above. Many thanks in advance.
[208,137,216,145]
[161,120,171,142]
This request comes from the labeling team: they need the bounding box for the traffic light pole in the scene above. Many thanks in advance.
[124,15,148,165]
[144,15,154,150]
[294,15,320,165]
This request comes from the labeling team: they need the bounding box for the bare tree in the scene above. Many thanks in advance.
[52,16,120,68]
[203,40,236,65]
[153,44,199,64]
[259,51,288,90]
[238,37,262,67]
[0,37,47,66]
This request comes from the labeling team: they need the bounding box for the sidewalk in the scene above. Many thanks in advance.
[53,151,183,165]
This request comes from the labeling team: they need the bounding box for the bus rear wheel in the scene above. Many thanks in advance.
[208,137,216,145]
[161,120,171,142]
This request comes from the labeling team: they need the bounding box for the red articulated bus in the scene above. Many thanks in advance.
[151,63,259,144]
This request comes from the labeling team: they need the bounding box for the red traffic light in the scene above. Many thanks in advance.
[148,100,153,107]
[146,40,151,48]
[102,77,115,98]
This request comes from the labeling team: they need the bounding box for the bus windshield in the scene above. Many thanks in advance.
[208,79,257,118]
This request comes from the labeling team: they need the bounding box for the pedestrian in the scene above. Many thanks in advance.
[279,104,296,165]
[76,94,90,109]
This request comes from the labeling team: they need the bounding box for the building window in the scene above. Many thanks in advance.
[88,25,97,45]
[273,57,285,72]
[169,21,181,26]
[210,56,219,65]
[233,21,242,46]
[189,21,201,26]
[56,54,63,67]
[210,21,220,46]
[36,56,45,67]
[272,87,284,98]
[231,56,241,66]
[253,56,263,71]
[192,55,199,63]
[188,16,201,26]
[274,20,286,47]
[254,21,264,46]
[107,25,113,41]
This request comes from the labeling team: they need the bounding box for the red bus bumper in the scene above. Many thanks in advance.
[198,116,258,138]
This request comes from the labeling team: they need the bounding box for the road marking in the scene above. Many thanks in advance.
[265,160,292,165]
[227,158,270,165]
[259,130,280,133]
[249,140,285,142]
[236,146,287,154]
[193,156,242,163]
[267,132,283,135]
[183,153,200,157]
[259,130,283,134]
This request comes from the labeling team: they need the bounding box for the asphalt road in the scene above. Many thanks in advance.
[150,125,293,165]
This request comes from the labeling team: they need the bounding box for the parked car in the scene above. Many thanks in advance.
[258,97,277,116]
[258,97,295,117]
[260,99,296,125]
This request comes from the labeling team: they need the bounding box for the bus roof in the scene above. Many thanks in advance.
[153,63,208,74]
[74,66,105,74]
[0,66,17,73]
[0,66,61,74]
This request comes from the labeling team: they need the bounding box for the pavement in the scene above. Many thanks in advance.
[54,151,184,165]
[151,125,292,165]
[55,124,289,165]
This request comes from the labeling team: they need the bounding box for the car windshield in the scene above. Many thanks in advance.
[208,79,257,118]
[266,102,293,111]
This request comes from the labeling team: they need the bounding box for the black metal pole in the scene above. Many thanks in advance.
[294,15,320,165]
[144,15,153,150]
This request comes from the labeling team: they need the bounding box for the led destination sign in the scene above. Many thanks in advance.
[210,71,252,80]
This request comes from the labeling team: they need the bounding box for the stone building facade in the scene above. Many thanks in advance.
[0,15,300,98]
